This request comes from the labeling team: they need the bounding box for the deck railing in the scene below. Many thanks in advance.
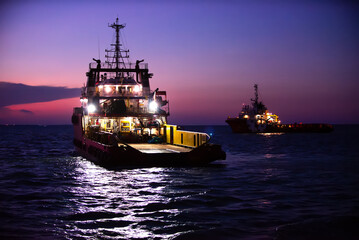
[89,62,148,70]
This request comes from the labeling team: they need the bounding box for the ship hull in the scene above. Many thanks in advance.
[72,109,226,168]
[73,114,226,168]
[74,137,226,168]
[225,118,253,133]
[73,124,226,167]
[226,118,333,133]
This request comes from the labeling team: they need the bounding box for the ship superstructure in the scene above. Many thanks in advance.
[79,19,169,140]
[72,18,225,166]
[237,84,280,132]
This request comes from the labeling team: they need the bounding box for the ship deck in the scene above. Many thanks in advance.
[124,143,193,154]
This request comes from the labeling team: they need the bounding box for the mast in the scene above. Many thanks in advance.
[106,18,129,77]
[254,84,258,105]
[251,84,259,106]
[250,84,259,114]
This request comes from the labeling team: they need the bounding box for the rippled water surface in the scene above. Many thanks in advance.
[0,125,358,239]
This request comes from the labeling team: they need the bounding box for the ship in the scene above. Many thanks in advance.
[71,18,226,167]
[226,84,333,133]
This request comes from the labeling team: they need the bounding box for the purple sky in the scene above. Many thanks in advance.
[1,0,358,125]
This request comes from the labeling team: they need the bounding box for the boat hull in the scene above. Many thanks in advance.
[72,108,226,167]
[74,137,226,168]
[226,118,333,133]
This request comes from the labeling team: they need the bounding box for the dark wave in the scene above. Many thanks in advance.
[65,211,126,221]
[275,216,359,240]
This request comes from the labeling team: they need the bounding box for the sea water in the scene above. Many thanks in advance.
[0,125,358,239]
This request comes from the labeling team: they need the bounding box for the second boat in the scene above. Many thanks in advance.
[226,84,333,133]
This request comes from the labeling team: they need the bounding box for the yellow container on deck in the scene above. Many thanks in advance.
[164,124,209,148]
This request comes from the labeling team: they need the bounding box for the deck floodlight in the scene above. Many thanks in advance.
[149,101,158,112]
[134,85,140,93]
[87,104,96,113]
[105,85,112,93]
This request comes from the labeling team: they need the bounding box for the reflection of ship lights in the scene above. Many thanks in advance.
[87,104,96,113]
[149,101,158,112]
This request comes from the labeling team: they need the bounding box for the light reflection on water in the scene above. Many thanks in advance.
[258,132,285,136]
[63,158,194,239]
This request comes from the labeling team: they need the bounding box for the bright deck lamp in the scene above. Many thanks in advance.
[149,101,158,112]
[105,85,112,93]
[133,85,140,93]
[87,104,96,114]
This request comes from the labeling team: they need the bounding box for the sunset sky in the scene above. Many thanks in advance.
[0,0,358,125]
